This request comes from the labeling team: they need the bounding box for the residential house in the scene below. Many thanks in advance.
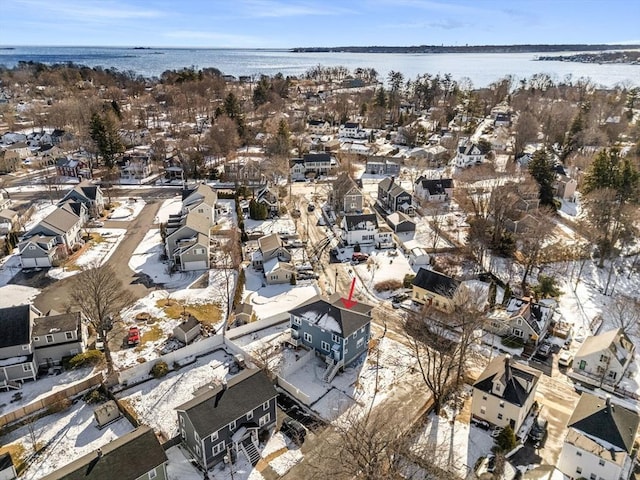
[176,368,277,469]
[0,304,40,386]
[408,246,430,267]
[55,157,90,180]
[411,267,460,313]
[288,294,374,379]
[386,212,416,236]
[251,234,295,284]
[172,315,201,344]
[18,235,59,268]
[59,180,105,218]
[39,426,168,480]
[471,355,541,432]
[0,453,17,480]
[165,211,210,271]
[555,174,577,201]
[302,152,336,176]
[0,150,21,173]
[453,140,486,168]
[330,173,363,214]
[181,184,218,227]
[32,311,86,369]
[572,328,635,387]
[2,142,30,160]
[22,204,85,263]
[290,158,307,181]
[118,153,153,182]
[0,209,18,235]
[225,159,265,185]
[378,177,414,215]
[255,185,279,216]
[494,112,512,127]
[365,157,401,176]
[338,122,367,139]
[414,177,454,202]
[557,393,639,480]
[485,297,555,347]
[341,213,393,247]
[263,258,296,285]
[307,119,331,135]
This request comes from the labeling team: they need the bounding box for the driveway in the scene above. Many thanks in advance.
[30,200,162,314]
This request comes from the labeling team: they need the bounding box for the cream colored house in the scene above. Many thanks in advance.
[410,268,460,313]
[471,355,541,432]
[572,328,635,387]
[557,393,639,480]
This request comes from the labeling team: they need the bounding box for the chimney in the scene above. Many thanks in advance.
[504,354,512,383]
[96,448,103,458]
[606,394,612,411]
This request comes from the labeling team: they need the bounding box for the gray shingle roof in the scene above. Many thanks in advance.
[343,213,378,231]
[473,355,540,407]
[288,294,373,337]
[39,426,167,480]
[33,312,81,336]
[411,268,460,299]
[568,392,639,453]
[0,305,33,348]
[176,369,277,437]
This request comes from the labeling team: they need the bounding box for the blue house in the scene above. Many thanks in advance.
[287,294,373,382]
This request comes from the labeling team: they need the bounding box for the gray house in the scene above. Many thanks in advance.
[176,368,277,469]
[378,177,414,215]
[165,211,210,271]
[39,426,168,480]
[287,294,373,382]
[331,172,364,214]
[18,235,59,268]
[25,203,84,253]
[59,180,105,218]
[32,311,86,369]
[365,157,401,176]
[0,304,40,387]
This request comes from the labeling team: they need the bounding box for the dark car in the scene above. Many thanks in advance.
[529,416,547,441]
[307,203,315,212]
[352,252,369,263]
[281,416,308,445]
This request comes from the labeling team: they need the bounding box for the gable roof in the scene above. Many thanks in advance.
[288,294,373,337]
[175,315,200,333]
[0,304,35,348]
[379,177,410,199]
[411,268,460,299]
[343,213,378,231]
[258,233,284,255]
[568,392,639,453]
[39,426,167,480]
[303,152,331,163]
[416,177,454,195]
[182,183,217,208]
[68,181,100,203]
[386,212,415,228]
[473,355,540,407]
[33,312,81,336]
[176,368,277,437]
[575,328,635,360]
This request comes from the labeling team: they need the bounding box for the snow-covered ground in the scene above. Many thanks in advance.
[3,398,135,480]
[106,197,146,221]
[155,196,182,224]
[0,251,21,287]
[351,249,414,298]
[0,283,40,307]
[48,228,127,280]
[243,266,319,320]
[245,216,296,236]
[22,201,58,231]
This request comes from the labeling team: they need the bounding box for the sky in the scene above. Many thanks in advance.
[1,0,639,49]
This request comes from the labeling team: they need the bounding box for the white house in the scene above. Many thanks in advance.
[341,214,392,247]
[571,328,635,387]
[453,140,486,168]
[557,393,639,480]
[338,122,367,139]
[414,177,454,202]
[471,355,541,433]
[307,119,331,135]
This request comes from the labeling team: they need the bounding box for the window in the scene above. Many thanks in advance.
[575,467,582,475]
[181,428,185,439]
[23,364,32,372]
[352,332,357,339]
[499,401,505,408]
[212,441,225,456]
[303,332,312,343]
[598,459,605,466]
[194,432,200,443]
[360,327,365,334]
[46,335,54,343]
[229,420,236,431]
[516,318,522,325]
[293,316,301,326]
[513,329,523,338]
[34,336,40,341]
[600,355,609,363]
[608,371,617,379]
[22,345,29,351]
[497,413,503,420]
[589,474,596,480]
[149,468,157,479]
[356,338,364,349]
[65,332,74,340]
[480,406,486,414]
[259,413,271,427]
[246,411,253,421]
[332,334,339,343]
[180,416,184,426]
[321,341,330,352]
[28,245,36,250]
[210,431,218,441]
[263,401,270,410]
[576,451,582,457]
[482,395,487,401]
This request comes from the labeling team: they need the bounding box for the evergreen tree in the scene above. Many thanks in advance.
[533,275,563,299]
[583,148,639,202]
[528,149,557,209]
[89,112,123,169]
[374,87,386,108]
[495,425,517,453]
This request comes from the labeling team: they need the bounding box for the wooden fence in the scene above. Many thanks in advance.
[0,373,103,428]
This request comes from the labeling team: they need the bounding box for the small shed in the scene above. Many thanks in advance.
[94,400,121,429]
[409,247,430,267]
[232,303,254,327]
[172,315,201,344]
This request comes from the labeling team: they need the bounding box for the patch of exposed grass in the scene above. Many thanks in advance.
[0,443,26,474]
[155,299,221,325]
[210,225,223,233]
[141,324,164,344]
[90,233,106,244]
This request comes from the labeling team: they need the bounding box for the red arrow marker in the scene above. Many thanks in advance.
[341,277,358,309]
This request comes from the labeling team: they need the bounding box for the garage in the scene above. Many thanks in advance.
[21,256,52,268]
[181,260,207,271]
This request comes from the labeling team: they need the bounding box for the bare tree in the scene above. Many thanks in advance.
[213,227,243,334]
[607,295,640,338]
[68,263,136,373]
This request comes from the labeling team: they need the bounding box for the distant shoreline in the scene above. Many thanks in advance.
[291,44,640,54]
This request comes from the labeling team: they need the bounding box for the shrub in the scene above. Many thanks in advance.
[83,388,107,404]
[353,243,361,253]
[494,425,517,453]
[403,273,416,288]
[151,361,169,378]
[68,350,103,369]
[47,397,72,414]
[374,279,403,292]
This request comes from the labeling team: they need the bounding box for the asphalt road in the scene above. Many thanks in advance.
[29,200,162,313]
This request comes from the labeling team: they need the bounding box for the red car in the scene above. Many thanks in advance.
[127,326,140,345]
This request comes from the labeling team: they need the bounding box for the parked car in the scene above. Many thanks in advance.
[529,417,547,441]
[490,426,503,438]
[535,342,552,359]
[127,326,140,346]
[352,252,369,263]
[558,350,573,367]
[307,203,315,212]
[281,416,308,445]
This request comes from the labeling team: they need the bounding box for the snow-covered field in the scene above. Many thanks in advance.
[351,249,414,298]
[245,216,296,236]
[155,196,182,224]
[22,201,57,231]
[0,283,40,307]
[106,197,146,221]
